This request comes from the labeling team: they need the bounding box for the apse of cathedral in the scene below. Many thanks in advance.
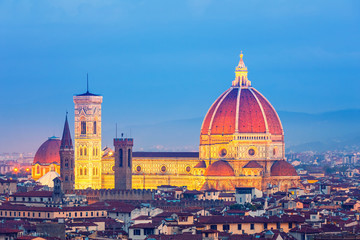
[32,53,300,192]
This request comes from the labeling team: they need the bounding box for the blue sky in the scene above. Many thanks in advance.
[0,0,359,153]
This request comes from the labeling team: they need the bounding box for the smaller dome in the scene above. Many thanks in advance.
[271,160,297,176]
[33,137,61,165]
[205,160,235,176]
[37,170,60,187]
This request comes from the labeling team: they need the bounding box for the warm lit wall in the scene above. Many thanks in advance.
[74,95,103,190]
[31,163,60,181]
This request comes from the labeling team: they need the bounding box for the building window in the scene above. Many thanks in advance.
[264,223,268,229]
[238,224,242,230]
[128,149,131,167]
[65,176,68,181]
[289,222,293,229]
[36,165,40,174]
[277,222,281,229]
[79,168,83,175]
[144,228,154,235]
[81,121,86,134]
[84,168,87,176]
[119,149,123,167]
[210,225,217,230]
[250,223,254,230]
[134,229,141,235]
[223,224,230,231]
[80,147,83,156]
[93,121,97,134]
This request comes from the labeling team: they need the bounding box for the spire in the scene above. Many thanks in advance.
[86,73,89,93]
[60,112,73,149]
[232,51,251,88]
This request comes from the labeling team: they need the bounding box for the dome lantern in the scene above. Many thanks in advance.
[232,51,251,88]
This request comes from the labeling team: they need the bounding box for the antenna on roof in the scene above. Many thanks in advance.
[86,73,89,93]
[116,123,118,139]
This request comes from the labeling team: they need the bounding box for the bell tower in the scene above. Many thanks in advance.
[60,113,75,192]
[73,81,103,189]
[114,136,133,190]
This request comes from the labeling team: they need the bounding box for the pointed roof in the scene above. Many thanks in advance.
[194,160,207,168]
[76,74,100,96]
[237,51,246,69]
[60,114,73,149]
[243,160,263,169]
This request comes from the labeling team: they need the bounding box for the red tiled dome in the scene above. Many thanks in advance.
[271,160,297,176]
[200,87,283,136]
[33,137,61,165]
[205,160,235,176]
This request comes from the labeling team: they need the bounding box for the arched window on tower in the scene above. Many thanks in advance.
[79,167,83,176]
[93,121,97,134]
[84,147,87,156]
[128,149,131,167]
[119,149,123,167]
[84,167,87,176]
[93,167,96,175]
[93,148,95,156]
[36,165,40,174]
[80,147,83,156]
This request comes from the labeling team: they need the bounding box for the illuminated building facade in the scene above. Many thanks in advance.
[32,53,300,191]
[73,90,103,189]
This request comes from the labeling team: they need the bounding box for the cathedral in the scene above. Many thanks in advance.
[32,53,300,192]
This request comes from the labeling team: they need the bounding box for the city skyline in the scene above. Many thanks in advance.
[1,1,360,153]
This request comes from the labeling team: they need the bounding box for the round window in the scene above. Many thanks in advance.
[186,166,191,173]
[219,148,227,157]
[248,148,255,156]
[136,165,142,172]
[161,165,167,173]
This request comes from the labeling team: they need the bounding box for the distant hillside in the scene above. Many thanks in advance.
[105,109,360,153]
[281,109,360,152]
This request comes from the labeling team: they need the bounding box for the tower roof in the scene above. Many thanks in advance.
[76,74,100,96]
[60,114,73,149]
